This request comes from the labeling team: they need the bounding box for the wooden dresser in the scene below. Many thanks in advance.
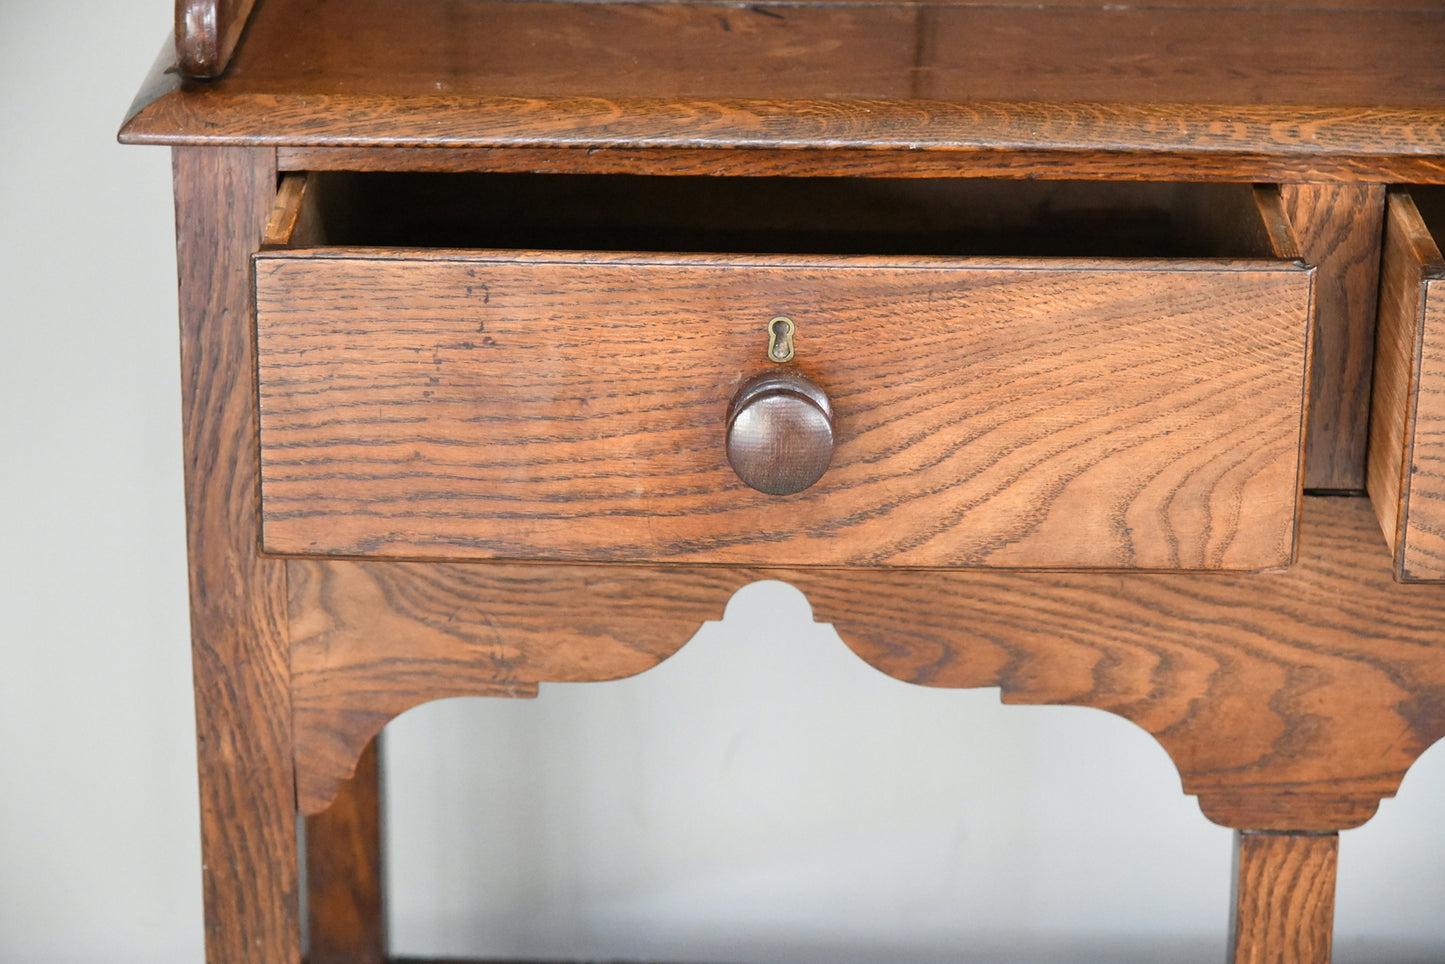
[121,1,1445,960]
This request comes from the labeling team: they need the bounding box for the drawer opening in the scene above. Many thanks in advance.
[268,172,1297,261]
[1410,186,1445,254]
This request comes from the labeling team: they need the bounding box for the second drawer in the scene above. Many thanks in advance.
[255,175,1314,570]
[1369,187,1445,581]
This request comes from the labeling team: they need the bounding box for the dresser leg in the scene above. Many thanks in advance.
[307,736,386,964]
[1228,830,1338,964]
[175,146,301,964]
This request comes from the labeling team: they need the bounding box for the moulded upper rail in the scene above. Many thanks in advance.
[133,0,1445,180]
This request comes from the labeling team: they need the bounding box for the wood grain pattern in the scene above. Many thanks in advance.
[118,0,1445,182]
[1368,194,1431,559]
[276,145,1445,185]
[174,0,1445,104]
[121,96,1445,171]
[1367,190,1445,580]
[1281,184,1385,493]
[254,177,1310,570]
[1229,832,1337,964]
[1393,190,1445,580]
[174,146,300,964]
[797,497,1445,831]
[290,497,1445,829]
[1405,277,1445,577]
[289,562,743,813]
[306,737,385,964]
[175,0,258,78]
[255,253,1311,570]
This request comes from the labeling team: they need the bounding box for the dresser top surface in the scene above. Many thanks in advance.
[124,0,1445,169]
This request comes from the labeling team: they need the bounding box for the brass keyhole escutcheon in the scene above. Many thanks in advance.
[767,316,796,363]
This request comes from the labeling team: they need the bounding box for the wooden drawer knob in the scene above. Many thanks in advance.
[726,371,835,495]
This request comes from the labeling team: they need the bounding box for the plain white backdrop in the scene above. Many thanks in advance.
[1,3,1443,961]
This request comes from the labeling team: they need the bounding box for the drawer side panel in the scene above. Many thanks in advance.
[1401,279,1445,580]
[1366,199,1426,561]
[1367,190,1445,581]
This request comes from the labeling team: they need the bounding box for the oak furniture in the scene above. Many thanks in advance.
[123,1,1445,961]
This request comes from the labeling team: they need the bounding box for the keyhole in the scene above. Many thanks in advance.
[768,316,796,363]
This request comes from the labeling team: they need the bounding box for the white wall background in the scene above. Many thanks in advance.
[1,3,1442,961]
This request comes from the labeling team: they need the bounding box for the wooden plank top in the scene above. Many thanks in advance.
[125,0,1445,174]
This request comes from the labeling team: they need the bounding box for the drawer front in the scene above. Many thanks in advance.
[1369,189,1445,581]
[256,250,1311,569]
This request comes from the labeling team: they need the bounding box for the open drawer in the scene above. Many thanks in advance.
[254,174,1314,570]
[1369,187,1445,581]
